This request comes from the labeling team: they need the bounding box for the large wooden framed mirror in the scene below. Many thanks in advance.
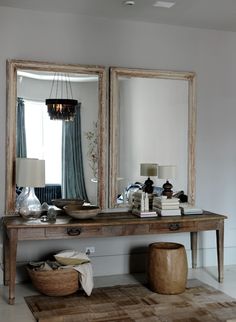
[109,67,196,208]
[5,60,106,214]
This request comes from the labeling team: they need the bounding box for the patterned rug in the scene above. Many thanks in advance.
[25,279,236,322]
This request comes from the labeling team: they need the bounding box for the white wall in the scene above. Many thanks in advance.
[1,6,236,282]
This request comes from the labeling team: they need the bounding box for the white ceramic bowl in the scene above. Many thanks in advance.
[63,205,100,219]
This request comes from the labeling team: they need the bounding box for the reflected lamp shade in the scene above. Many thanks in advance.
[16,158,45,220]
[158,165,176,179]
[140,163,158,177]
[158,165,176,199]
[16,158,45,187]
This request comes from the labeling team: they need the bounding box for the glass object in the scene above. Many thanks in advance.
[47,208,57,222]
[16,187,42,220]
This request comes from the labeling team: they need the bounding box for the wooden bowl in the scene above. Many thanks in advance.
[63,205,100,219]
[51,198,84,209]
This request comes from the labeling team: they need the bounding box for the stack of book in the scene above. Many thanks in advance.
[153,196,181,216]
[132,191,143,210]
[132,191,154,210]
[132,191,157,217]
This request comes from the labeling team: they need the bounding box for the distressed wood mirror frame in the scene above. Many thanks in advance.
[5,59,107,215]
[109,67,196,208]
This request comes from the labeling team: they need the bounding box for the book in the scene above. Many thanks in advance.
[180,207,203,215]
[153,207,181,216]
[153,196,179,203]
[132,209,157,218]
[152,203,180,210]
[153,199,179,206]
[153,196,180,204]
[153,200,179,204]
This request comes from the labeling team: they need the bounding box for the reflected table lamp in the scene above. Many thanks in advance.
[16,158,45,220]
[140,163,158,194]
[158,165,176,199]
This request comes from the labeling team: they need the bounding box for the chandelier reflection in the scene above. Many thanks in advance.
[45,73,78,121]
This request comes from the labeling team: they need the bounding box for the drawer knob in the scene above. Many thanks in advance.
[67,228,82,236]
[169,223,180,231]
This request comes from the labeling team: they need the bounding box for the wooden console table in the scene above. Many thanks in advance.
[3,211,227,304]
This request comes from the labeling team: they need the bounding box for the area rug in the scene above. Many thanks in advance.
[25,279,236,322]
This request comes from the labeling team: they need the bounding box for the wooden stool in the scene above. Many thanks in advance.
[148,242,188,294]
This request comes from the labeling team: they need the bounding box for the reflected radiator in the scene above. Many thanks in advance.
[35,185,62,205]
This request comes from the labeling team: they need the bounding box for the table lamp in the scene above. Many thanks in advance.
[16,158,45,220]
[158,165,176,198]
[140,163,158,194]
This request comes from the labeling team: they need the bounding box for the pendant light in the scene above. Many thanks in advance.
[45,73,78,121]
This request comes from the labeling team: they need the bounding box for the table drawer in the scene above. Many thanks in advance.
[45,224,150,238]
[18,228,46,240]
[45,226,103,238]
[149,221,198,234]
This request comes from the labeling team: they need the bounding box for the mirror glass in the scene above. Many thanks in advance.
[109,67,196,208]
[5,60,106,214]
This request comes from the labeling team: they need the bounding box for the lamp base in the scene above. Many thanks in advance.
[143,177,154,194]
[16,187,42,220]
[162,180,173,199]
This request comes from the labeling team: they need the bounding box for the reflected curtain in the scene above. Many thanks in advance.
[62,103,89,202]
[16,97,27,158]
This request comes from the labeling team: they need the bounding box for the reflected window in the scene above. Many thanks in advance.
[24,100,62,185]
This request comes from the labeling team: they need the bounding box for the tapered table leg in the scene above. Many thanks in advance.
[216,221,224,283]
[8,229,18,305]
[190,231,198,269]
[3,227,10,286]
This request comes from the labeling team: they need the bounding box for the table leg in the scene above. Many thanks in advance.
[8,229,18,305]
[216,221,224,283]
[190,231,198,269]
[3,227,10,286]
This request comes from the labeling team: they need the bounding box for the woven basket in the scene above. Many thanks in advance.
[27,267,79,296]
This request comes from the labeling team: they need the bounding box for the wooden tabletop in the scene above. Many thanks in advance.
[3,211,227,229]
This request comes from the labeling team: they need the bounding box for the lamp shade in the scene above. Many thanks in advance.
[16,158,45,187]
[158,165,176,179]
[140,163,158,177]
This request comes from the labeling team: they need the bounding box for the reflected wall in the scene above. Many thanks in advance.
[118,77,188,194]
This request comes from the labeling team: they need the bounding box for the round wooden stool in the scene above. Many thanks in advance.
[148,242,188,294]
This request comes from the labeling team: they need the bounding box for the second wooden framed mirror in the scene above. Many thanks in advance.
[109,67,196,208]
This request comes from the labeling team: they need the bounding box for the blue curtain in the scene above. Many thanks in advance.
[16,97,27,158]
[62,103,89,202]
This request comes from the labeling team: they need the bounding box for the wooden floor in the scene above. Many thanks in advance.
[0,266,236,322]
